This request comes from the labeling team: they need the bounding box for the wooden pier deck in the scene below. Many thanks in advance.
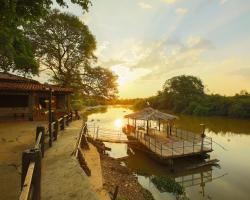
[86,124,213,160]
[127,128,213,159]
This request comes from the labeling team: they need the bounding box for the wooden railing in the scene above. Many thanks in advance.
[19,112,77,200]
[73,123,91,176]
[87,125,128,142]
[73,123,87,157]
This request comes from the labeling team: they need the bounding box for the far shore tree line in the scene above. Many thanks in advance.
[0,0,118,110]
[132,75,250,119]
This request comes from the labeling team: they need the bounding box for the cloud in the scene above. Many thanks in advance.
[162,0,177,4]
[230,67,250,79]
[220,0,228,5]
[98,36,214,82]
[175,8,188,15]
[111,64,150,84]
[138,2,152,9]
[186,36,214,49]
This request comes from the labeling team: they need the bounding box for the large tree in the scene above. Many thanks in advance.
[163,75,204,97]
[25,10,117,100]
[162,75,205,112]
[0,0,91,75]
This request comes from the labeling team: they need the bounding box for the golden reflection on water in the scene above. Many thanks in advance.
[114,118,123,129]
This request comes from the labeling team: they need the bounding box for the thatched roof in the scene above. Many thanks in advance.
[124,107,178,121]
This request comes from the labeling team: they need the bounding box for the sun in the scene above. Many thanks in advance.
[114,118,123,128]
[117,76,126,86]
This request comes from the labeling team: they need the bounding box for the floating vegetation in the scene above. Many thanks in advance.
[152,176,190,200]
[152,176,184,195]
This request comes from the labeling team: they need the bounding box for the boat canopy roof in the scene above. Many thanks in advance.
[124,107,178,121]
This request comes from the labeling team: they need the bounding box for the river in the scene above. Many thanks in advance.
[86,105,250,200]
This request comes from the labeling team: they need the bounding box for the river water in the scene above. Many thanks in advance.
[86,106,250,200]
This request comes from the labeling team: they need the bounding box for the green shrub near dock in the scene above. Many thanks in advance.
[151,176,184,195]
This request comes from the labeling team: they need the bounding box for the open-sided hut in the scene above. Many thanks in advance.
[0,72,73,120]
[124,107,178,135]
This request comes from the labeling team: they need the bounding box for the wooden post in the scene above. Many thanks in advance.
[83,124,87,135]
[96,127,99,139]
[158,119,161,131]
[62,117,65,130]
[36,126,45,157]
[112,186,119,200]
[54,120,58,140]
[200,124,206,151]
[33,149,42,200]
[155,138,157,153]
[169,159,174,172]
[193,137,195,152]
[183,141,184,154]
[21,149,42,199]
[169,121,172,136]
[161,144,162,156]
[66,115,69,126]
[48,88,52,147]
[172,142,174,156]
[146,120,149,135]
[75,110,80,120]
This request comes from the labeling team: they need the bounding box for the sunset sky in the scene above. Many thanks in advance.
[52,0,250,98]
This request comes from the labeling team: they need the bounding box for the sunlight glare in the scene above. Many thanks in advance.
[118,76,126,86]
[114,118,123,128]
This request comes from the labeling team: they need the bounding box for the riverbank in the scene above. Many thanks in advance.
[100,153,155,200]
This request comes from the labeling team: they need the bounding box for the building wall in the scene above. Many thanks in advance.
[0,92,71,120]
[0,93,31,119]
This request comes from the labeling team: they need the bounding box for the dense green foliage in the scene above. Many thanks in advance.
[25,10,117,105]
[134,75,250,118]
[0,0,91,75]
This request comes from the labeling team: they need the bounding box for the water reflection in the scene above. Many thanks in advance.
[114,118,123,129]
[175,115,250,135]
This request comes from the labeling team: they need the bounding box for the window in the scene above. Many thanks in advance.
[0,95,29,107]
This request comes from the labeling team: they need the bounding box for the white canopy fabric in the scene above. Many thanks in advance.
[124,107,178,121]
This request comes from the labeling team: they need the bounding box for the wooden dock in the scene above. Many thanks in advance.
[126,127,213,159]
[86,123,212,160]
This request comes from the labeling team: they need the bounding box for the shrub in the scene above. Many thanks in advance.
[151,176,184,195]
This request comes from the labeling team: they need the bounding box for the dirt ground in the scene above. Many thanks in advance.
[41,119,99,200]
[0,120,47,200]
